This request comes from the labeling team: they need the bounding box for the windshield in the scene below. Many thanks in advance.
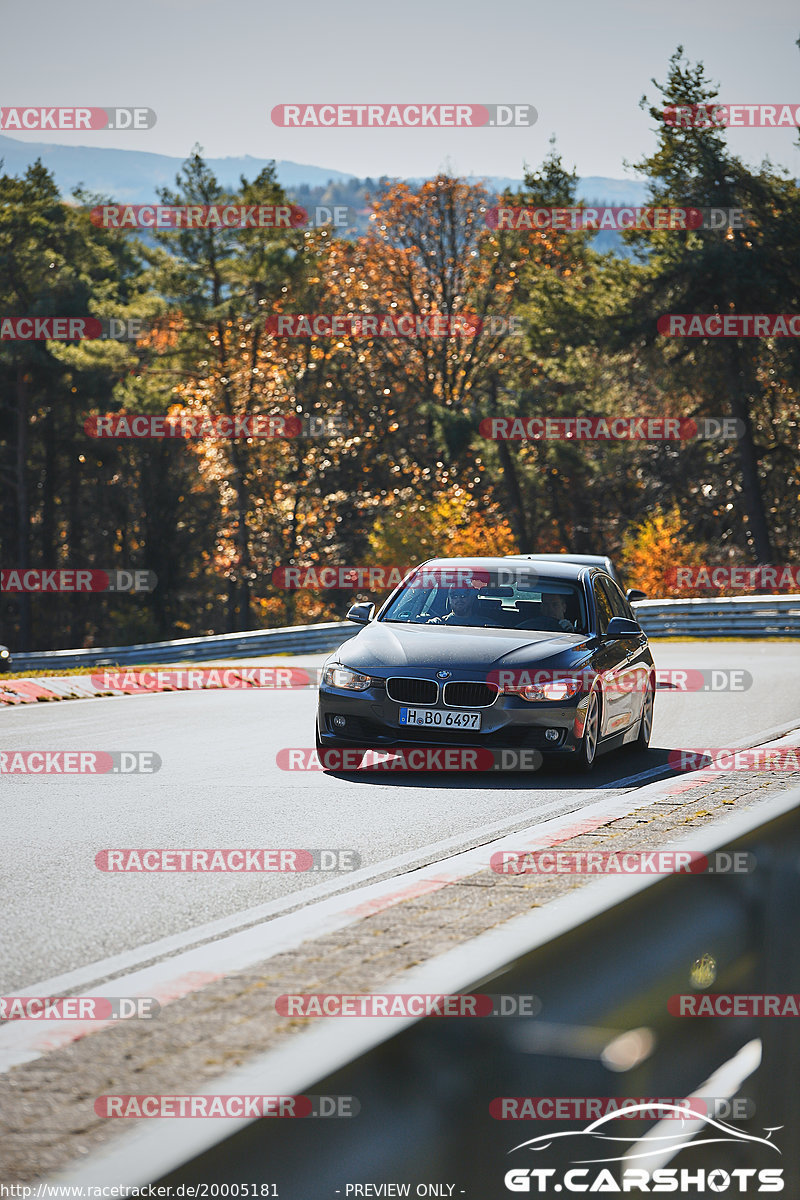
[380,570,588,633]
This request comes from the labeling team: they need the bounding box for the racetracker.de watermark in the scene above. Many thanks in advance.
[486,207,747,231]
[272,564,487,589]
[94,1095,358,1118]
[671,994,800,1016]
[668,565,800,591]
[0,107,156,130]
[94,848,359,871]
[264,314,521,337]
[491,669,752,693]
[669,747,800,771]
[84,414,345,439]
[275,993,539,1017]
[0,569,156,592]
[0,752,161,774]
[0,996,158,1020]
[275,564,631,590]
[664,103,800,127]
[91,667,318,690]
[271,103,536,127]
[279,747,543,772]
[659,314,800,337]
[491,1096,754,1119]
[88,204,357,230]
[1,317,149,341]
[490,849,755,875]
[479,416,742,441]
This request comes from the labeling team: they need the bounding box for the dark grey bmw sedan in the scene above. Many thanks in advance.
[316,557,655,771]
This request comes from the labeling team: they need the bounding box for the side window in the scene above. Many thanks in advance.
[593,580,613,634]
[603,577,630,620]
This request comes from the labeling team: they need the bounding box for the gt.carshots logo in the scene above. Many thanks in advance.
[271,103,537,127]
[0,107,156,130]
[503,1103,784,1193]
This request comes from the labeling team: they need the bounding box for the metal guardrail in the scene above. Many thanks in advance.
[49,788,800,1193]
[7,621,357,672]
[633,595,800,638]
[6,595,799,671]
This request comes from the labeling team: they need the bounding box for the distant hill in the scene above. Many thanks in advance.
[0,135,357,202]
[0,135,650,257]
[0,134,649,207]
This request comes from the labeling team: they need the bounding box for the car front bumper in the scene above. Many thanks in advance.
[316,677,594,755]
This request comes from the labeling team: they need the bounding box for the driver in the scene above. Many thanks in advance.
[427,579,482,626]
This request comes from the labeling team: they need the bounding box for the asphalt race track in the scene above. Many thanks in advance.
[2,640,798,992]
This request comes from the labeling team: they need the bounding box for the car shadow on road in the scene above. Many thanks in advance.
[324,745,678,790]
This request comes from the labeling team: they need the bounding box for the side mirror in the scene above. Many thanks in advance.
[606,616,643,638]
[626,589,647,603]
[346,602,375,625]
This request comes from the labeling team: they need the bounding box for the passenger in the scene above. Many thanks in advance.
[541,592,574,631]
[517,591,574,632]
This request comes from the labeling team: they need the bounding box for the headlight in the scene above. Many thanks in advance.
[322,663,371,691]
[506,676,585,702]
[0,649,8,658]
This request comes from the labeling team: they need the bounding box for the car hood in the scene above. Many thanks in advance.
[338,621,595,673]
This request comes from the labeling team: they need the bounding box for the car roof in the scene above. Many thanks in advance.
[418,556,590,580]
[516,553,614,568]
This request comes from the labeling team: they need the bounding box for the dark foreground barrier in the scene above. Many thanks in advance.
[50,789,800,1196]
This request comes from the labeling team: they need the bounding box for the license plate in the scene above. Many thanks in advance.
[399,707,481,730]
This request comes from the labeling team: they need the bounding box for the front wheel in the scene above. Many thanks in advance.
[576,689,600,772]
[633,680,654,750]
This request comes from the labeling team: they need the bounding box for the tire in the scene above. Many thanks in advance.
[633,678,655,750]
[575,689,601,773]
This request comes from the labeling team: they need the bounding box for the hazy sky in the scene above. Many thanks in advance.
[5,0,800,181]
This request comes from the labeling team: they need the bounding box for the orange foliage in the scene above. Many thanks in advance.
[621,506,708,598]
[369,490,516,566]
